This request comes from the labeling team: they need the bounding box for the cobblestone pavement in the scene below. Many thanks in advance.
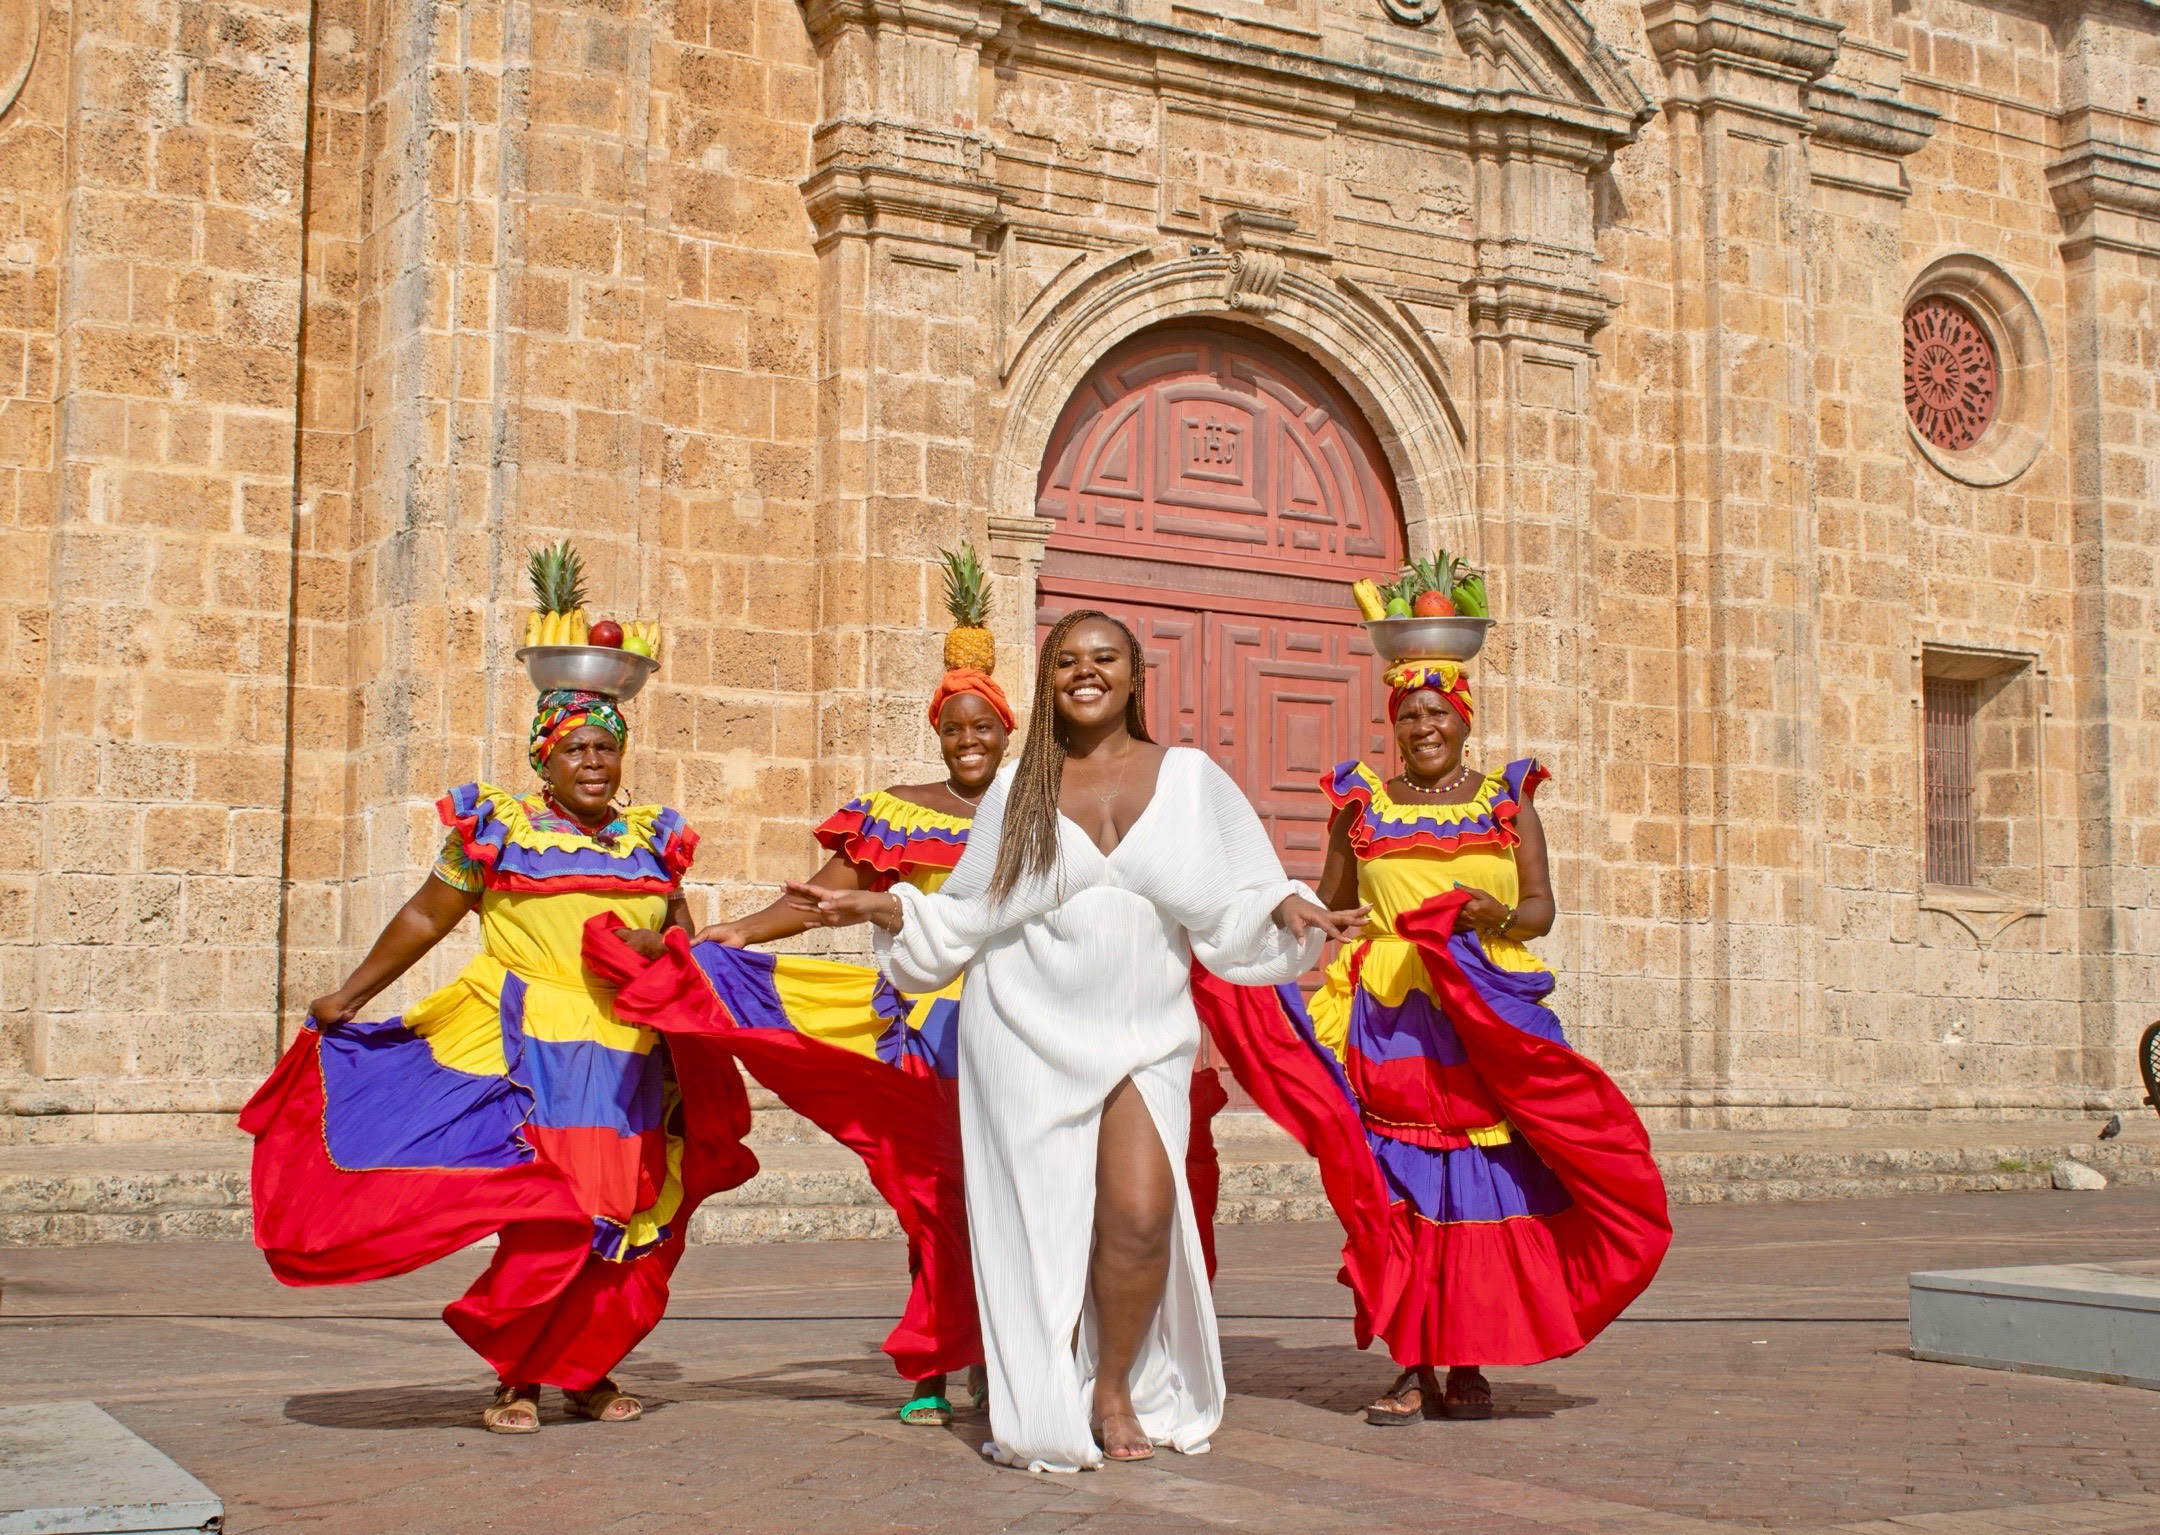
[7,1188,2160,1533]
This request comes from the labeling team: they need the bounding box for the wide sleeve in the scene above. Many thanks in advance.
[876,767,1049,992]
[1178,755,1324,985]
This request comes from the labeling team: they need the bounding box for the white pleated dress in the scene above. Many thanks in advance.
[877,747,1321,1472]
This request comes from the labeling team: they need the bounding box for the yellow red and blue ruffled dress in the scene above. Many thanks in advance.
[242,785,755,1389]
[592,788,981,1380]
[1192,759,1670,1367]
[589,788,1237,1381]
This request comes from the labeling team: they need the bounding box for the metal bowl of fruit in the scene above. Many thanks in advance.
[515,645,659,701]
[1363,615,1494,664]
[1351,551,1493,664]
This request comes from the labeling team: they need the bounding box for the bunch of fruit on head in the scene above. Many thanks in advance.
[522,540,661,660]
[1350,549,1489,622]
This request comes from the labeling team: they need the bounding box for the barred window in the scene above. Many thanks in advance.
[1923,675,1978,886]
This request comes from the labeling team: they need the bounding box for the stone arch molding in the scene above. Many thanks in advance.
[0,0,34,121]
[991,252,1477,579]
[1903,254,2051,488]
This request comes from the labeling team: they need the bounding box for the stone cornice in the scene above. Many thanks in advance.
[795,0,1653,168]
[1464,268,1617,343]
[1806,80,1937,158]
[801,162,1004,249]
[799,0,1001,48]
[2048,138,2160,220]
[2048,137,2160,256]
[1645,0,1842,117]
[1022,0,1650,151]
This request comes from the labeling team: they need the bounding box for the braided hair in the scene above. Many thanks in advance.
[989,609,1152,902]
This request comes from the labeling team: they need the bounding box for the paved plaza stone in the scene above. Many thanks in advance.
[7,1188,2160,1533]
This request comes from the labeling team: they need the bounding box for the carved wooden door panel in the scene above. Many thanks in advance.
[1035,325,1406,885]
[1038,327,1402,584]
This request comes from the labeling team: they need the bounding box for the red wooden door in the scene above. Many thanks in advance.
[1035,326,1405,884]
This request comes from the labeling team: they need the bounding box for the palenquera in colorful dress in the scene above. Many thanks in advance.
[1194,659,1670,1421]
[597,667,1011,1425]
[243,674,756,1434]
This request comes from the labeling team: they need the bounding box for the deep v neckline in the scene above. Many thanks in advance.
[1058,748,1175,862]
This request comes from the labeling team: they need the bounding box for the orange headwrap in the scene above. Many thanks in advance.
[1384,661,1473,726]
[928,668,1016,732]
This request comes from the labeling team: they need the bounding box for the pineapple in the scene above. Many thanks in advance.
[938,543,995,674]
[526,540,589,646]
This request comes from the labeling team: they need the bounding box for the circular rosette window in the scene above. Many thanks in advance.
[1901,256,2050,486]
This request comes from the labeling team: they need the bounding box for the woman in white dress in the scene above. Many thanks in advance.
[795,611,1365,1471]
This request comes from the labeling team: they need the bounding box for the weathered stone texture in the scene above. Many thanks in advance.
[4,0,2158,1139]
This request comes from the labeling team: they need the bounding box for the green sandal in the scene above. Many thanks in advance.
[898,1393,953,1426]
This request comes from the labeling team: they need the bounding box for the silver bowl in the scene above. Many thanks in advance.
[1363,615,1494,664]
[515,645,660,701]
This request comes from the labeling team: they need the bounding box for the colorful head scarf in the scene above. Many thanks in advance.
[530,688,629,775]
[1384,661,1474,726]
[927,668,1016,732]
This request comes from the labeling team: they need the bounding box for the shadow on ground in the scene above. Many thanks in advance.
[1219,1333,1598,1419]
[285,1385,501,1430]
[284,1335,1596,1434]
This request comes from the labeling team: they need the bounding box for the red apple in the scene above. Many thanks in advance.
[1411,590,1456,617]
[588,619,624,648]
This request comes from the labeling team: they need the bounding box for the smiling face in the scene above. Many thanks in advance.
[937,691,1010,792]
[1051,616,1137,736]
[1393,690,1469,785]
[541,723,623,821]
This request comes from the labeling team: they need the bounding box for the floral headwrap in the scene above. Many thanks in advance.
[927,668,1016,732]
[1384,661,1474,726]
[530,688,629,775]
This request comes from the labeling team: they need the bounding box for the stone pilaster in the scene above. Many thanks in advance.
[2048,88,2160,1093]
[1643,0,1840,1122]
[799,0,1004,804]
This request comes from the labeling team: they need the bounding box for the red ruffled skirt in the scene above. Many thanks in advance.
[1192,891,1669,1367]
[241,1003,756,1389]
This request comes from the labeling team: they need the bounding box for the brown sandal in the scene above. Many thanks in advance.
[482,1383,540,1434]
[1363,1369,1428,1427]
[563,1378,643,1423]
[1440,1366,1494,1421]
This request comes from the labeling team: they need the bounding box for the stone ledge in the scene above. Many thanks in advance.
[1912,1262,2160,1391]
[0,1400,222,1535]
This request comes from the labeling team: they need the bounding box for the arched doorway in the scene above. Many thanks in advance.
[1035,324,1405,882]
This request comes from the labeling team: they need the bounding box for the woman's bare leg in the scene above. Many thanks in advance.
[1089,1074,1176,1459]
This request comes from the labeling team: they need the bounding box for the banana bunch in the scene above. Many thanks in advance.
[621,620,660,661]
[1351,579,1388,621]
[524,608,590,647]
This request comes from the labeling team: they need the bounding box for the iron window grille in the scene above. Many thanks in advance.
[1923,676,1978,886]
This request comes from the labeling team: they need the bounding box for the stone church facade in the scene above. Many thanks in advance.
[4,0,2158,1142]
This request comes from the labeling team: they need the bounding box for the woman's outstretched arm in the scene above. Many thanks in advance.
[308,876,480,1025]
[793,772,1044,991]
[694,853,867,947]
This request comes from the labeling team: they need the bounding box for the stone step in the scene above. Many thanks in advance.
[5,1115,2156,1247]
